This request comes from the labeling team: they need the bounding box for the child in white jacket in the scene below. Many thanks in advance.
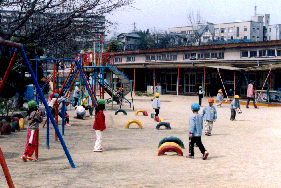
[152,93,161,117]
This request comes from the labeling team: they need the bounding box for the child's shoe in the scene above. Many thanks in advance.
[203,151,209,160]
[66,123,71,126]
[186,155,194,159]
[83,117,86,120]
[93,149,103,152]
[27,157,37,161]
[21,155,27,162]
[208,133,212,136]
[205,132,209,135]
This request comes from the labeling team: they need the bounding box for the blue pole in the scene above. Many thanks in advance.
[62,101,65,135]
[36,56,39,105]
[102,68,105,99]
[20,46,75,168]
[47,115,49,149]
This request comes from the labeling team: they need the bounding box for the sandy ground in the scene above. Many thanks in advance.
[1,94,281,188]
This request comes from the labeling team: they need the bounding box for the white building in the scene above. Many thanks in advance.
[169,13,277,44]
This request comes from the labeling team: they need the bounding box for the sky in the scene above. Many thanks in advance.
[105,0,281,39]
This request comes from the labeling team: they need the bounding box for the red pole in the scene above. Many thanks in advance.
[203,67,206,96]
[177,66,179,96]
[0,147,15,188]
[0,52,17,93]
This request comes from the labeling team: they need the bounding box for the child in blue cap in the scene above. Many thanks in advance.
[188,103,209,160]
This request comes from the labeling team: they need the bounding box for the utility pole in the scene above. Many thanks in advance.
[133,22,136,33]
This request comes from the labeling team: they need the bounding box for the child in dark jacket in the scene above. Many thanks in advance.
[21,100,42,162]
[93,99,106,152]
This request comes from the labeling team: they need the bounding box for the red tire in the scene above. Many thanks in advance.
[158,145,183,156]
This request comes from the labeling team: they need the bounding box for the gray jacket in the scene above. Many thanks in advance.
[28,111,43,130]
[152,98,160,109]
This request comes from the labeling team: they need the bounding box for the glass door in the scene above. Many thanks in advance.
[166,73,177,92]
[184,73,196,93]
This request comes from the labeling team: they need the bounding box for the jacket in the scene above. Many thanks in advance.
[28,111,43,130]
[73,86,80,98]
[202,105,217,121]
[152,98,160,109]
[230,100,240,109]
[247,84,254,98]
[93,110,106,131]
[217,93,224,101]
[189,114,203,137]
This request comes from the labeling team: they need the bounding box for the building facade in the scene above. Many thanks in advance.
[111,40,281,99]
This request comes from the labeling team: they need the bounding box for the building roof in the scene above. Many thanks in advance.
[117,33,141,38]
[111,40,281,55]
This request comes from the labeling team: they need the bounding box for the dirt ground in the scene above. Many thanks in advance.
[1,94,281,188]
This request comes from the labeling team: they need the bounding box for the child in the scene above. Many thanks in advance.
[75,105,86,120]
[73,82,80,107]
[93,99,106,152]
[152,93,161,117]
[202,98,217,136]
[81,93,94,118]
[216,89,224,107]
[188,103,209,160]
[230,95,241,121]
[198,86,204,106]
[59,99,71,126]
[21,100,42,162]
[48,93,66,116]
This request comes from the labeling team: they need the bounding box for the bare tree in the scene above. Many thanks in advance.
[0,0,134,57]
[187,10,206,45]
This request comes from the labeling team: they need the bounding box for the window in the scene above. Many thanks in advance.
[267,49,275,56]
[241,51,248,57]
[127,56,135,62]
[259,50,266,57]
[184,54,190,59]
[257,27,259,30]
[204,53,210,59]
[269,28,271,32]
[163,54,177,61]
[145,56,151,61]
[151,56,155,61]
[237,27,239,37]
[198,53,204,59]
[250,51,257,58]
[221,28,225,33]
[244,36,247,39]
[218,52,224,59]
[228,27,233,33]
[244,27,247,31]
[190,53,197,60]
[156,55,162,61]
[115,57,122,63]
[211,53,217,58]
[277,49,281,56]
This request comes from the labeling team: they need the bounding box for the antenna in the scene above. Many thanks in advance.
[255,5,257,16]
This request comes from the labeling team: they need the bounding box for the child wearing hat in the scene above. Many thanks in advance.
[198,86,204,106]
[73,82,80,107]
[81,93,94,118]
[188,103,209,160]
[93,99,106,152]
[202,98,217,136]
[152,93,161,117]
[216,89,224,107]
[21,100,42,162]
[59,99,71,126]
[230,95,241,121]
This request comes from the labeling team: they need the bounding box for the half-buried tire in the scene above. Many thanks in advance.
[158,145,183,156]
[156,122,171,130]
[158,136,185,149]
[115,109,127,115]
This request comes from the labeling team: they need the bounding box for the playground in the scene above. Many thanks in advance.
[1,93,281,187]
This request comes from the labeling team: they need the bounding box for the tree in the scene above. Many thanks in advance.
[106,40,122,52]
[0,0,134,57]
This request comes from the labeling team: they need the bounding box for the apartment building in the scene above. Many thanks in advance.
[169,14,276,44]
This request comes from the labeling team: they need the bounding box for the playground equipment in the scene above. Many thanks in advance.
[19,118,24,129]
[135,110,148,116]
[158,145,183,156]
[158,142,182,151]
[158,136,185,149]
[115,109,127,115]
[125,120,142,129]
[0,38,76,188]
[156,122,171,130]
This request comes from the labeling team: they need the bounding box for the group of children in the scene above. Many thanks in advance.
[22,84,243,161]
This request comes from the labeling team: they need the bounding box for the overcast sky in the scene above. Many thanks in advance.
[106,0,281,38]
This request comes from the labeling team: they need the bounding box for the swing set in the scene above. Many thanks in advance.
[0,38,76,188]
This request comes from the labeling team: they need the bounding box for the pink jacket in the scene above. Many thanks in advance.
[247,84,254,98]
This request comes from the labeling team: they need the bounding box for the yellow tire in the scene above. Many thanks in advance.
[19,118,24,130]
[135,110,144,116]
[125,120,142,129]
[159,118,164,122]
[158,142,182,152]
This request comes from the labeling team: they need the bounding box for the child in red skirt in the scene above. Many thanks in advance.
[21,100,42,161]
